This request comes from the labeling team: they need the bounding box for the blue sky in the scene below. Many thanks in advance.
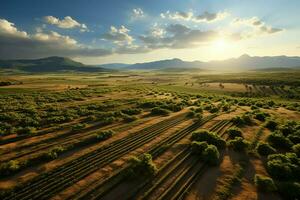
[0,0,299,64]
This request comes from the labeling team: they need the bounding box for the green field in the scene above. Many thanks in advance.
[0,70,299,200]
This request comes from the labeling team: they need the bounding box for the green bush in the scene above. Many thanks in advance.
[267,131,293,149]
[0,160,21,176]
[254,174,277,192]
[18,126,36,135]
[95,130,114,141]
[227,127,243,139]
[202,144,220,165]
[191,130,226,149]
[190,141,208,155]
[127,153,157,178]
[228,137,250,152]
[256,142,276,156]
[254,112,269,121]
[122,114,137,122]
[231,116,245,126]
[150,107,170,116]
[265,119,278,131]
[267,153,300,180]
[44,146,66,160]
[71,123,86,131]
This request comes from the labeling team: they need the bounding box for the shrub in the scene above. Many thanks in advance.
[0,160,21,176]
[202,145,220,165]
[265,119,278,131]
[254,174,277,192]
[127,153,157,178]
[121,108,142,115]
[241,113,252,125]
[267,131,293,149]
[191,130,226,149]
[150,107,170,116]
[71,123,86,131]
[123,114,137,122]
[254,112,269,121]
[44,146,66,160]
[190,141,208,155]
[227,127,243,139]
[231,116,246,127]
[267,153,300,180]
[292,144,300,157]
[228,137,250,152]
[95,130,114,141]
[18,126,36,135]
[256,142,276,156]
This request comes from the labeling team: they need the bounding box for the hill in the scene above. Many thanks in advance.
[126,58,204,70]
[206,54,300,71]
[0,57,109,72]
[113,55,300,71]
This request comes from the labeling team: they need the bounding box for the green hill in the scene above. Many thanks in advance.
[0,56,109,73]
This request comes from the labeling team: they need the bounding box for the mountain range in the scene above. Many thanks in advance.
[0,56,109,73]
[0,54,300,73]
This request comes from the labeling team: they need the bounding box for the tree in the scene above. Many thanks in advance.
[202,145,220,165]
[256,142,276,156]
[254,174,277,192]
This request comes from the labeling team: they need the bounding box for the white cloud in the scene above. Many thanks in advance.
[161,11,193,21]
[0,18,110,59]
[44,16,88,31]
[160,11,229,23]
[195,11,229,22]
[232,17,283,36]
[132,8,144,18]
[139,24,218,49]
[0,19,28,38]
[101,25,134,45]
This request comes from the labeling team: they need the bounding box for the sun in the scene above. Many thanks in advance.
[212,38,228,51]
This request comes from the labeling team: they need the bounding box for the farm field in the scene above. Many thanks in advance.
[0,71,299,200]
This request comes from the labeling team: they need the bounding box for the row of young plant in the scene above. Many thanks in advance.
[0,130,115,177]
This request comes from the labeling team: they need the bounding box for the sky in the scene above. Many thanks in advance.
[0,0,300,64]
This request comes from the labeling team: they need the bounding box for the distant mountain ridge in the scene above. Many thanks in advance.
[0,56,109,72]
[126,58,204,70]
[97,54,300,71]
[1,55,300,73]
[206,54,300,70]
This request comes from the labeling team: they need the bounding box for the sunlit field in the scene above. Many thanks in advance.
[1,0,300,199]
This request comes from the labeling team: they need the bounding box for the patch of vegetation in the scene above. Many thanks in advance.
[202,144,220,165]
[127,153,157,179]
[227,137,250,152]
[227,127,243,139]
[267,153,300,181]
[150,107,170,116]
[267,131,293,149]
[191,130,226,149]
[254,174,277,192]
[256,142,276,156]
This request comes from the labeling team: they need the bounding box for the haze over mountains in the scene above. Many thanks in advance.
[0,54,300,73]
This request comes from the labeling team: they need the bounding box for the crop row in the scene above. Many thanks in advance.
[2,112,188,200]
[137,120,230,200]
[77,114,218,200]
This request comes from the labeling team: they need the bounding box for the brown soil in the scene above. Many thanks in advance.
[0,112,181,190]
[51,118,193,200]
